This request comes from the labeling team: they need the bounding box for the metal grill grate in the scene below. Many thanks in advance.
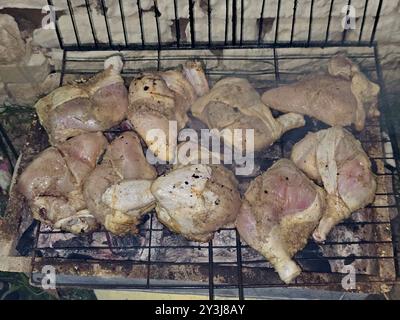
[28,45,400,299]
[46,0,384,50]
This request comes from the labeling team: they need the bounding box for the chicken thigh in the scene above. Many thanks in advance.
[18,132,108,233]
[35,56,128,145]
[291,127,377,242]
[236,159,326,283]
[83,132,157,235]
[151,164,241,242]
[190,77,305,153]
[128,62,207,162]
[261,54,380,131]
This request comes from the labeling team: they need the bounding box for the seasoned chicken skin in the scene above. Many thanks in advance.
[261,54,380,131]
[236,159,326,283]
[151,164,241,242]
[182,61,210,97]
[35,56,128,145]
[191,77,305,153]
[128,62,207,162]
[83,132,157,235]
[291,127,377,242]
[18,132,108,234]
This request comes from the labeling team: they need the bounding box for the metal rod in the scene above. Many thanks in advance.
[188,0,195,47]
[274,0,281,44]
[35,219,394,235]
[100,0,113,47]
[31,253,400,265]
[66,0,81,48]
[28,277,400,291]
[157,49,161,71]
[307,0,314,45]
[47,0,64,49]
[173,0,180,47]
[208,240,214,300]
[137,0,145,47]
[273,47,280,83]
[29,221,42,287]
[325,0,334,45]
[239,0,244,45]
[59,50,66,86]
[370,0,383,45]
[232,0,237,45]
[119,0,128,46]
[146,214,154,288]
[58,40,384,51]
[153,0,161,49]
[85,0,98,47]
[258,0,266,44]
[374,45,400,277]
[224,0,229,45]
[235,230,244,300]
[208,0,212,46]
[358,0,369,42]
[290,0,297,44]
[35,239,399,251]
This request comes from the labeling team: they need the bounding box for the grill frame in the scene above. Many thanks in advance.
[26,44,400,299]
[0,0,397,299]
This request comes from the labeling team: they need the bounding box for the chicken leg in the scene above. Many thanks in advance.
[18,132,108,233]
[291,127,377,242]
[83,132,157,235]
[236,159,326,283]
[35,56,128,145]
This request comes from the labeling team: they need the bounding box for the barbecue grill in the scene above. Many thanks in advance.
[1,0,399,299]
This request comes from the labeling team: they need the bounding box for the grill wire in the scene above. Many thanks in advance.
[47,0,383,50]
[29,46,400,299]
[0,0,385,299]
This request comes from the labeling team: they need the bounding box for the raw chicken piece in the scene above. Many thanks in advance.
[161,70,198,113]
[151,164,241,242]
[58,132,108,185]
[18,147,75,202]
[18,132,108,234]
[291,127,377,242]
[182,61,210,97]
[128,62,207,162]
[328,53,381,121]
[174,140,223,168]
[236,159,326,283]
[35,56,128,145]
[83,132,157,235]
[190,77,305,153]
[261,54,380,131]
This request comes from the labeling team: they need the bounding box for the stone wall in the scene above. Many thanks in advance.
[0,12,59,106]
[0,0,399,107]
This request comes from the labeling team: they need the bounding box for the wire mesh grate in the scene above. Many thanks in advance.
[46,0,385,51]
[28,45,400,299]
